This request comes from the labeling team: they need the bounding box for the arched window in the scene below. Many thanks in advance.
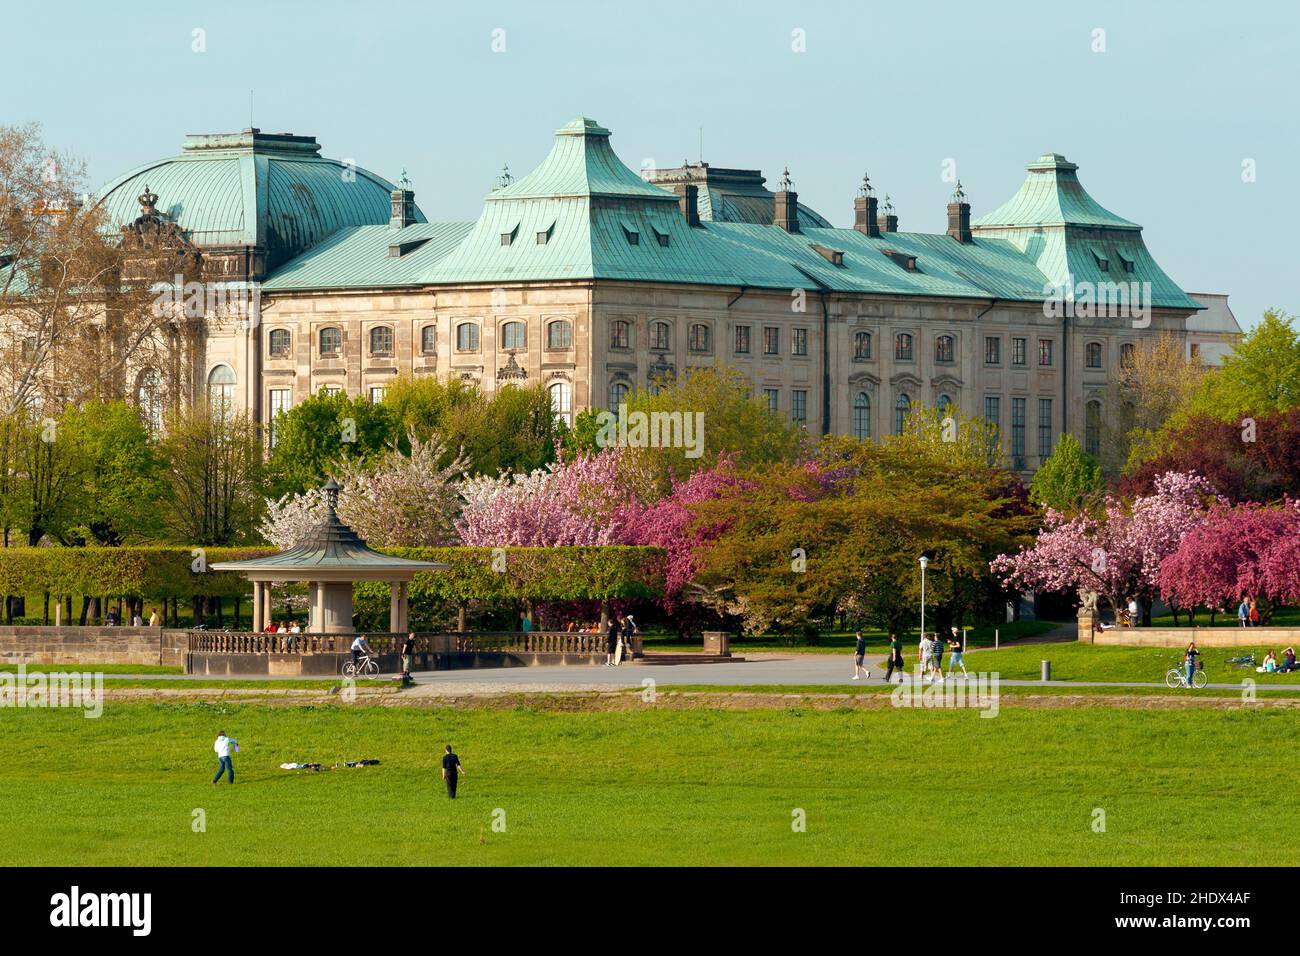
[456,323,480,352]
[369,326,394,354]
[610,320,631,350]
[501,321,526,351]
[319,327,342,355]
[894,393,911,435]
[547,320,572,350]
[136,368,163,431]
[1085,400,1102,457]
[852,391,871,439]
[207,365,236,418]
[1085,341,1103,369]
[854,330,872,360]
[420,325,437,355]
[608,380,629,412]
[895,333,913,361]
[1120,343,1136,368]
[934,335,954,363]
[688,323,711,353]
[937,393,953,416]
[268,328,291,357]
[651,321,670,351]
[549,381,572,425]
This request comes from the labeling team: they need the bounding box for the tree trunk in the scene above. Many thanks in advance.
[43,591,50,626]
[79,595,90,626]
[457,603,467,632]
[234,596,241,631]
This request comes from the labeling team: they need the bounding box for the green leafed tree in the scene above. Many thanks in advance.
[1190,310,1300,421]
[1029,432,1103,513]
[264,389,396,497]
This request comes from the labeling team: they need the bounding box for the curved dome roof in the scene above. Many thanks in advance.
[93,129,425,269]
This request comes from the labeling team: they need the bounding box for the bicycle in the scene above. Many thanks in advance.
[342,653,380,679]
[1165,665,1207,689]
[1225,654,1256,670]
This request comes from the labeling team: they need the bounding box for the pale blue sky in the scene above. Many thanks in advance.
[5,0,1296,328]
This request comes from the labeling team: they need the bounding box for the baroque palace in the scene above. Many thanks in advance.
[91,117,1239,472]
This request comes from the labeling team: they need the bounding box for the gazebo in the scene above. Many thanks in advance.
[211,479,447,634]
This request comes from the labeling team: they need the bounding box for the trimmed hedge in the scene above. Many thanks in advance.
[0,545,665,603]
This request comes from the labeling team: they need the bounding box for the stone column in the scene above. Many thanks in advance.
[252,581,264,633]
[313,582,324,633]
[399,582,409,633]
[262,584,273,630]
[389,581,401,634]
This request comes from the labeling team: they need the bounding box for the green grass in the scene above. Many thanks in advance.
[641,619,1061,654]
[655,683,1300,698]
[2,701,1298,865]
[964,643,1300,684]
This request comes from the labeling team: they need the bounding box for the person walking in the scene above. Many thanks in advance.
[852,631,871,680]
[947,626,968,678]
[919,632,936,683]
[400,632,415,681]
[148,607,160,628]
[441,744,464,799]
[884,632,904,683]
[212,730,237,785]
[1238,599,1249,628]
[604,615,621,666]
[1249,598,1260,627]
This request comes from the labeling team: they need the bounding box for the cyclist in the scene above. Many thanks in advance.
[1183,640,1199,687]
[351,633,375,671]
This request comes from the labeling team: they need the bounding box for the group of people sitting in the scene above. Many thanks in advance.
[1257,647,1298,673]
[261,621,304,634]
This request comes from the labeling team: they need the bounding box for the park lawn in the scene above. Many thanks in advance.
[1148,606,1300,628]
[0,701,1297,866]
[964,643,1300,684]
[641,619,1061,654]
[652,683,1300,698]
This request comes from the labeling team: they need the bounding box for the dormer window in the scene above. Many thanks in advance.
[621,221,639,245]
[500,222,519,246]
[811,243,845,267]
[1118,252,1135,273]
[652,226,670,247]
[881,248,918,272]
[537,221,555,245]
[1092,247,1109,272]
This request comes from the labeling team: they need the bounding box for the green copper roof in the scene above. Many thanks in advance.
[262,126,1201,312]
[974,153,1138,230]
[489,118,678,202]
[93,130,424,270]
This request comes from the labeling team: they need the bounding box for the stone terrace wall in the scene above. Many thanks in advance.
[0,627,188,667]
[1092,627,1300,648]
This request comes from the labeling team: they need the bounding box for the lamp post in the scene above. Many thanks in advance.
[919,555,929,640]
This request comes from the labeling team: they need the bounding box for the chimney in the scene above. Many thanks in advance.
[946,181,972,243]
[853,173,879,237]
[389,170,416,229]
[672,183,701,227]
[880,194,898,232]
[773,166,800,233]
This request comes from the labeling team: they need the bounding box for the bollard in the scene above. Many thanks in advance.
[1041,660,1051,682]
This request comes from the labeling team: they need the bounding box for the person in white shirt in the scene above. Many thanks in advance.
[351,634,373,669]
[212,730,238,785]
[1127,597,1140,627]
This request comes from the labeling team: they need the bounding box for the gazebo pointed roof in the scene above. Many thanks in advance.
[210,479,447,580]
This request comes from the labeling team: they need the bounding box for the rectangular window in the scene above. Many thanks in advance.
[763,326,780,355]
[268,388,292,448]
[792,328,808,356]
[983,396,1000,430]
[791,390,807,424]
[1011,337,1027,366]
[985,336,1001,365]
[1011,397,1026,460]
[734,325,751,354]
[1039,339,1054,366]
[764,388,780,413]
[369,385,387,404]
[323,385,343,396]
[1038,398,1053,457]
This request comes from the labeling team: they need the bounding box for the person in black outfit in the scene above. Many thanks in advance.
[605,616,621,666]
[441,744,464,799]
[884,632,904,683]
